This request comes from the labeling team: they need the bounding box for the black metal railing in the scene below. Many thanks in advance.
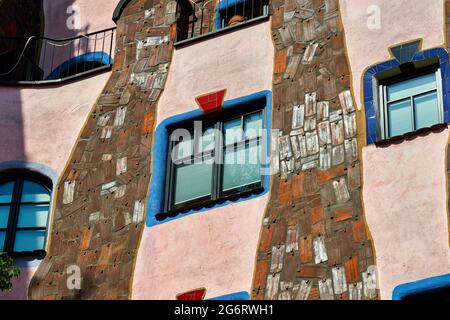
[176,0,269,42]
[0,27,116,83]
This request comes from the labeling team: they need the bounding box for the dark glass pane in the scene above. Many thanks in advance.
[174,158,213,205]
[223,141,261,192]
[14,230,46,252]
[21,181,51,203]
[0,182,14,204]
[0,206,10,228]
[17,204,49,228]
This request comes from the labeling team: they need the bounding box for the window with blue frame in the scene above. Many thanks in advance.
[0,173,51,254]
[164,108,265,213]
[364,48,450,144]
[379,67,443,139]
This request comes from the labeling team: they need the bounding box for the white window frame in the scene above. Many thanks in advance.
[378,68,444,140]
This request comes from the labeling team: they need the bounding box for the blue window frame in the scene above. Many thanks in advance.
[0,173,51,254]
[363,48,450,144]
[393,274,450,300]
[146,91,271,227]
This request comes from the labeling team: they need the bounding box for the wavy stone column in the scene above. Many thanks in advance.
[251,0,378,300]
[29,0,177,299]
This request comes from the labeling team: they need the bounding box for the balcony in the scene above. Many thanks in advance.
[175,0,269,45]
[0,27,116,84]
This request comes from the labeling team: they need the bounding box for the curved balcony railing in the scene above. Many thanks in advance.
[0,27,116,84]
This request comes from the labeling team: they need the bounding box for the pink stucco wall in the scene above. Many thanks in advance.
[0,72,111,174]
[155,21,274,126]
[133,21,274,299]
[362,129,450,299]
[339,0,445,110]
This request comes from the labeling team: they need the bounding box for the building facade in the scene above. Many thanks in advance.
[0,0,449,300]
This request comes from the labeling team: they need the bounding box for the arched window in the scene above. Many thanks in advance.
[0,173,51,254]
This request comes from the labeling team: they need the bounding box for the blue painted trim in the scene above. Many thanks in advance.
[363,47,450,145]
[45,51,113,80]
[146,90,272,227]
[208,291,250,300]
[392,274,450,300]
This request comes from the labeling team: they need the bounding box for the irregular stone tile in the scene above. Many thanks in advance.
[331,145,345,166]
[339,90,355,114]
[332,266,348,294]
[292,104,305,130]
[265,273,280,300]
[349,282,363,300]
[330,120,344,145]
[313,236,328,264]
[295,280,312,300]
[317,121,331,146]
[332,178,350,204]
[319,279,334,300]
[270,245,285,273]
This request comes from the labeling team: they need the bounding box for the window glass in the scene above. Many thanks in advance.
[223,141,261,192]
[244,111,263,139]
[224,118,243,145]
[13,230,46,252]
[17,204,49,228]
[174,158,214,205]
[0,182,14,204]
[0,177,51,253]
[21,181,51,202]
[388,99,413,137]
[0,206,9,228]
[414,91,440,130]
[198,127,215,153]
[387,73,436,102]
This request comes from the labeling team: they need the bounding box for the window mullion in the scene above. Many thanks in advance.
[410,95,415,131]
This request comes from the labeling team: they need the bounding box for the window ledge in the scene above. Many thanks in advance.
[374,123,448,148]
[174,14,270,48]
